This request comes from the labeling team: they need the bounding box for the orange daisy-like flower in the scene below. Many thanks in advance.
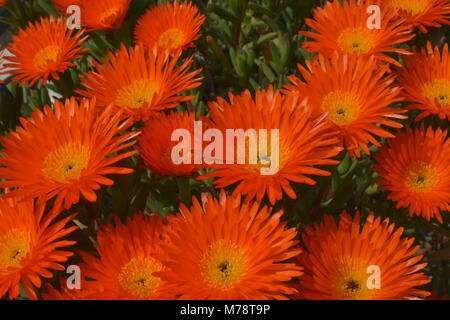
[0,197,77,300]
[301,0,414,66]
[384,0,450,33]
[157,191,303,299]
[284,53,406,158]
[80,0,131,31]
[79,212,172,300]
[374,126,450,223]
[298,211,430,300]
[397,43,450,121]
[134,1,205,52]
[77,44,202,121]
[0,98,138,210]
[198,88,342,204]
[138,111,201,177]
[2,16,88,87]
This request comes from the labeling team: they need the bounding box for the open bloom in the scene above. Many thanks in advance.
[374,126,450,223]
[0,98,138,210]
[79,212,172,300]
[284,53,406,158]
[301,0,414,66]
[138,111,202,177]
[397,42,450,121]
[2,16,87,87]
[197,87,342,204]
[77,44,202,121]
[384,0,450,33]
[134,1,205,52]
[0,197,77,300]
[157,191,303,299]
[298,211,430,300]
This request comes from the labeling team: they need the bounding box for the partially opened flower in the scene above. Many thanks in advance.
[198,87,342,204]
[157,191,303,299]
[301,0,414,66]
[134,1,205,52]
[284,53,406,158]
[397,42,450,121]
[77,44,202,121]
[384,0,450,33]
[374,126,450,223]
[0,197,77,300]
[138,111,202,177]
[298,211,430,300]
[0,97,138,210]
[2,16,88,87]
[79,212,172,300]
[80,0,131,31]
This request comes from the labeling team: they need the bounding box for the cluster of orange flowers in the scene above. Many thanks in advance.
[0,0,449,300]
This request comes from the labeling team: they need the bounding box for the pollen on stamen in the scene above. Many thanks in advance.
[337,27,375,55]
[114,78,161,110]
[405,161,440,192]
[200,240,248,290]
[157,28,186,49]
[321,91,360,126]
[0,229,31,270]
[33,45,60,70]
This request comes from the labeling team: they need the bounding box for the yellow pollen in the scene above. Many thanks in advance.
[33,45,60,70]
[42,143,90,183]
[100,8,119,26]
[422,78,450,107]
[115,78,160,109]
[158,28,186,49]
[321,91,360,126]
[405,161,439,192]
[0,229,31,270]
[387,0,429,15]
[117,257,162,298]
[337,27,375,55]
[200,240,247,290]
[333,257,374,300]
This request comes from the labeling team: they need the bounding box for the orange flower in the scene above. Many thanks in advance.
[298,211,430,300]
[79,212,173,300]
[2,16,88,87]
[198,87,342,204]
[0,98,138,211]
[0,0,7,6]
[397,42,450,121]
[135,1,205,52]
[301,0,414,66]
[374,126,450,223]
[43,278,92,300]
[284,53,406,158]
[138,111,201,177]
[157,191,303,299]
[80,0,131,31]
[384,0,450,33]
[0,197,77,300]
[77,44,202,121]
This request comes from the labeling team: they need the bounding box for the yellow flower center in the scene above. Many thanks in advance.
[387,0,429,15]
[117,257,163,298]
[405,161,439,192]
[100,7,119,26]
[33,45,60,70]
[422,78,450,107]
[158,28,186,49]
[115,79,160,109]
[321,91,360,126]
[200,240,248,290]
[337,27,375,55]
[42,143,90,183]
[332,257,374,300]
[0,229,31,270]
